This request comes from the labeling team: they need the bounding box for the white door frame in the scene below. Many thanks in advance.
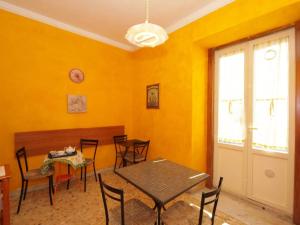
[246,28,295,213]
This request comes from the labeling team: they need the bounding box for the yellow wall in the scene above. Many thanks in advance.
[1,0,300,190]
[0,9,134,190]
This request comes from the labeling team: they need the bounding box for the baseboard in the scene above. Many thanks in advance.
[10,166,113,198]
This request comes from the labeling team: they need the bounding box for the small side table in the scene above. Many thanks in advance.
[0,165,11,225]
[42,151,87,192]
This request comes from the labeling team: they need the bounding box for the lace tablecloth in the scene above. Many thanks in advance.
[41,151,86,174]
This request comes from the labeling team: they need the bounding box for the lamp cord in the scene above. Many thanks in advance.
[145,0,149,23]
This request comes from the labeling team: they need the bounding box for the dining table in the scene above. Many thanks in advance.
[115,158,209,224]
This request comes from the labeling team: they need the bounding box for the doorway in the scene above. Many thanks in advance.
[213,28,295,213]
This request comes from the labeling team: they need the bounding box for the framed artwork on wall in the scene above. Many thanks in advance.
[146,83,159,109]
[67,95,87,113]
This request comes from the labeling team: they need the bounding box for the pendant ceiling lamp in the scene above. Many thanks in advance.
[125,0,168,48]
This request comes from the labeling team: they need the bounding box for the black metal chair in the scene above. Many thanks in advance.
[113,135,127,171]
[98,173,156,225]
[123,140,150,165]
[162,177,224,225]
[80,139,99,182]
[16,147,54,214]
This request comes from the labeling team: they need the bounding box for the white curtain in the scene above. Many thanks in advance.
[218,50,245,146]
[252,37,289,152]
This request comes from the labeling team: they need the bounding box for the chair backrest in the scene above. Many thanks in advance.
[113,135,127,154]
[133,140,150,163]
[98,173,125,225]
[198,177,223,225]
[16,147,28,181]
[80,139,99,160]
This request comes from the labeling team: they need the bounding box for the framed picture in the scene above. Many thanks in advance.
[146,83,159,109]
[67,95,87,113]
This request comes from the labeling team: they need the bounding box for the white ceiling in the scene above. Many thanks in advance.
[0,0,234,51]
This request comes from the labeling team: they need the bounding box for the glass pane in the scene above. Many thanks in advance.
[252,37,289,153]
[218,51,245,146]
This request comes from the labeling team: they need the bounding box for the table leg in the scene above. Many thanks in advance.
[84,166,87,192]
[153,202,166,211]
[67,165,70,190]
[2,179,10,225]
[157,203,162,225]
[48,176,53,205]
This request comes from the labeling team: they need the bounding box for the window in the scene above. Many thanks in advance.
[252,37,289,152]
[217,50,245,146]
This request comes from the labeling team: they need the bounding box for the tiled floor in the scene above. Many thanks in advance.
[10,170,294,225]
[187,187,294,225]
[218,193,294,225]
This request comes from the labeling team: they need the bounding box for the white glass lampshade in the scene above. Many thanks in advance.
[125,22,168,48]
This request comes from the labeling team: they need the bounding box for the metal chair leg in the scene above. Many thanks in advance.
[49,176,53,205]
[84,166,87,192]
[17,180,24,214]
[199,207,204,225]
[118,158,124,168]
[211,199,218,225]
[23,180,28,200]
[80,167,83,180]
[123,159,127,167]
[114,156,117,172]
[93,162,97,182]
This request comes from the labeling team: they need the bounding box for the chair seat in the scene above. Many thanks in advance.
[162,201,211,225]
[84,158,94,165]
[124,152,145,163]
[110,198,156,225]
[24,168,54,180]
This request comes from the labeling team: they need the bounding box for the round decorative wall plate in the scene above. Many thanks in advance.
[69,68,84,83]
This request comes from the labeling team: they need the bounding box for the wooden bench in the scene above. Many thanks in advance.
[14,126,125,156]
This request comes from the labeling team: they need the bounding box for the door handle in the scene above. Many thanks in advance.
[248,127,258,130]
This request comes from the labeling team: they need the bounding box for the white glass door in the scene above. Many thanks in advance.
[214,28,295,213]
[214,44,247,196]
[247,29,295,213]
